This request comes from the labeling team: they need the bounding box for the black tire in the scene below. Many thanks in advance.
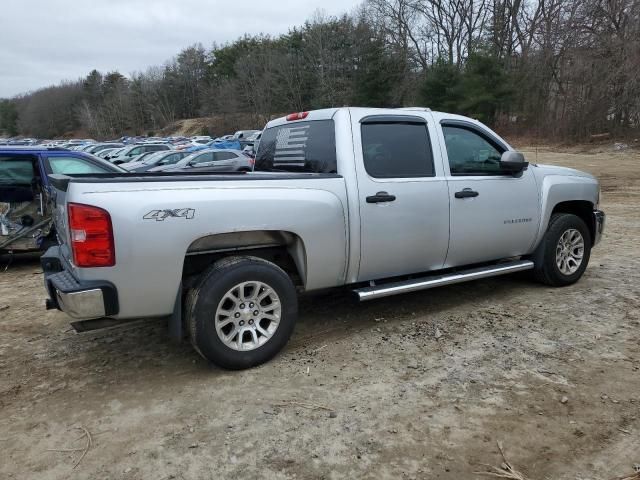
[533,213,592,287]
[185,256,298,370]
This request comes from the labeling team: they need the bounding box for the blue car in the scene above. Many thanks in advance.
[0,147,124,253]
[185,139,242,153]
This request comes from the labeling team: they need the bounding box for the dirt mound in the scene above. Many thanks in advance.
[160,113,273,138]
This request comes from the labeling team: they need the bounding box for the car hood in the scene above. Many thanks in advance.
[532,164,596,180]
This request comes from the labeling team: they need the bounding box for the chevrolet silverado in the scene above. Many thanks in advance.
[41,108,605,369]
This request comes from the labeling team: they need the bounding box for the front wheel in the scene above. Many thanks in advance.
[533,213,591,287]
[185,256,298,370]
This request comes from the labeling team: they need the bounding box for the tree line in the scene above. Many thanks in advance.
[1,0,638,141]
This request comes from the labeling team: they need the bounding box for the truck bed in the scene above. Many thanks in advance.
[47,170,350,319]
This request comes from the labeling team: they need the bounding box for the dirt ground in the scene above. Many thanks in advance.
[1,145,639,480]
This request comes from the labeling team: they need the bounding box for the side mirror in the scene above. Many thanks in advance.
[500,151,528,174]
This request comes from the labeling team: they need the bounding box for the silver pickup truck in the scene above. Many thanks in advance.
[42,108,605,369]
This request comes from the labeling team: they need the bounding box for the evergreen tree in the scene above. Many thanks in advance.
[457,53,513,124]
[0,100,18,136]
[419,59,463,112]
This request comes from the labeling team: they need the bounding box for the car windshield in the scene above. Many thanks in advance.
[179,153,200,165]
[142,152,166,164]
[110,147,126,156]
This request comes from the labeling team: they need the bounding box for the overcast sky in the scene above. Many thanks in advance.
[0,0,362,98]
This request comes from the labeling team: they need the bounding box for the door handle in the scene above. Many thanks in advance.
[455,189,479,199]
[366,191,396,203]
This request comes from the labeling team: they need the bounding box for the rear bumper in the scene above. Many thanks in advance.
[42,246,119,320]
[593,210,605,246]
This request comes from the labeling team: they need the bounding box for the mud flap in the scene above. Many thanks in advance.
[168,282,183,341]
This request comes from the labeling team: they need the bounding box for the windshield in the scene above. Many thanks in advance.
[179,152,201,165]
[142,151,169,164]
[110,147,126,156]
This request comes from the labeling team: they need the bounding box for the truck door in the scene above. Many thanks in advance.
[438,121,540,267]
[0,153,48,251]
[352,113,450,282]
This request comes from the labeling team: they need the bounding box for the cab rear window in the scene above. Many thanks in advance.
[255,120,337,173]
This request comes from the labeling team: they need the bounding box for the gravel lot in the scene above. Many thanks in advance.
[1,146,639,480]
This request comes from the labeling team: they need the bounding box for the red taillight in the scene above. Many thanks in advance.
[68,203,115,268]
[286,112,309,121]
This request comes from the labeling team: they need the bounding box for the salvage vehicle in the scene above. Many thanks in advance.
[0,147,124,254]
[41,108,605,369]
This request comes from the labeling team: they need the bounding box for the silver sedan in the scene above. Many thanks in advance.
[150,149,254,173]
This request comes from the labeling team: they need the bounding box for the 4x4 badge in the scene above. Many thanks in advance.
[143,208,195,222]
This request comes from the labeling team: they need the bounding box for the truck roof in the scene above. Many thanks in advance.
[265,107,488,130]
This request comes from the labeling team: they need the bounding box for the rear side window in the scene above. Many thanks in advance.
[0,155,35,185]
[255,120,337,173]
[215,152,238,161]
[361,122,434,178]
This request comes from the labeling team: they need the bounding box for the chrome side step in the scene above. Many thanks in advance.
[354,260,534,301]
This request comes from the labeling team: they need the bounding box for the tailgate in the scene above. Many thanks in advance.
[42,174,119,320]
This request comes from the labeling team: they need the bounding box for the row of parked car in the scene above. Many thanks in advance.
[0,129,262,254]
[1,130,264,175]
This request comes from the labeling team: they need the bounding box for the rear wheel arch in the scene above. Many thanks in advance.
[181,230,308,288]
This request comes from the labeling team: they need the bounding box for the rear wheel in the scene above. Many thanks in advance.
[185,256,298,369]
[533,213,591,286]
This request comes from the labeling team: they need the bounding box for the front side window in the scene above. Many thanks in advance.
[48,156,110,174]
[361,122,434,178]
[255,120,337,173]
[442,125,506,176]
